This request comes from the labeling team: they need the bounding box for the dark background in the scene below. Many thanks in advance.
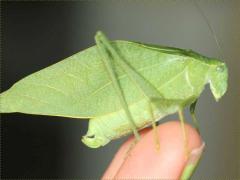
[1,1,240,179]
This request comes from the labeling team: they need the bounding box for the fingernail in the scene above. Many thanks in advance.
[180,142,205,180]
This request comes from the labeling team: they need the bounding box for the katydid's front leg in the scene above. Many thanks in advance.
[95,33,141,142]
[190,99,200,134]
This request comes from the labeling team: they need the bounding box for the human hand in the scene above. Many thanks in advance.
[102,121,205,179]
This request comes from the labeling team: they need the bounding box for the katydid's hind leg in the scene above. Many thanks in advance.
[95,32,140,141]
[190,99,200,134]
[96,31,164,143]
[178,109,190,157]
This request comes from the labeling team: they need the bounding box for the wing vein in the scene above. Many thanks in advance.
[21,82,69,96]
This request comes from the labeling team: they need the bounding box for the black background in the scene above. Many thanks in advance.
[1,2,123,178]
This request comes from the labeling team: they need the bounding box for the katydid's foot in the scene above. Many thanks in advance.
[152,122,160,152]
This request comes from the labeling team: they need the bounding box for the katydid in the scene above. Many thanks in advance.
[0,31,228,149]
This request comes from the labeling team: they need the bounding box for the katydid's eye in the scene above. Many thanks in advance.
[216,65,224,72]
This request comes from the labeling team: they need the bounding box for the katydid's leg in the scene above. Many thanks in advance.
[178,109,189,157]
[148,100,160,151]
[95,33,141,141]
[190,99,200,134]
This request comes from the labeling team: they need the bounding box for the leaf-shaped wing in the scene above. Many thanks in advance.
[0,41,210,119]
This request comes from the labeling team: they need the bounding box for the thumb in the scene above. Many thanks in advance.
[102,121,203,179]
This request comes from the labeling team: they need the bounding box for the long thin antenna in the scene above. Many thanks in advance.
[194,1,224,59]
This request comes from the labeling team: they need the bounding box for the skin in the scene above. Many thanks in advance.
[102,121,203,179]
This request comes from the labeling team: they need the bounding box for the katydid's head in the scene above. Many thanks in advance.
[81,121,110,148]
[208,60,228,101]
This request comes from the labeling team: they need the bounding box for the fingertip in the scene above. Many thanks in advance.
[102,128,150,179]
[102,120,202,179]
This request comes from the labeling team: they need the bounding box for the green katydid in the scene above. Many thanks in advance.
[0,31,228,149]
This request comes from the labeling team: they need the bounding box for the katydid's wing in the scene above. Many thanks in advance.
[0,41,209,119]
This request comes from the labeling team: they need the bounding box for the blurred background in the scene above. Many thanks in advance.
[1,1,239,179]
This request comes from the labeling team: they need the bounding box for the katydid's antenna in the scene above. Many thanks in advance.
[194,1,224,59]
